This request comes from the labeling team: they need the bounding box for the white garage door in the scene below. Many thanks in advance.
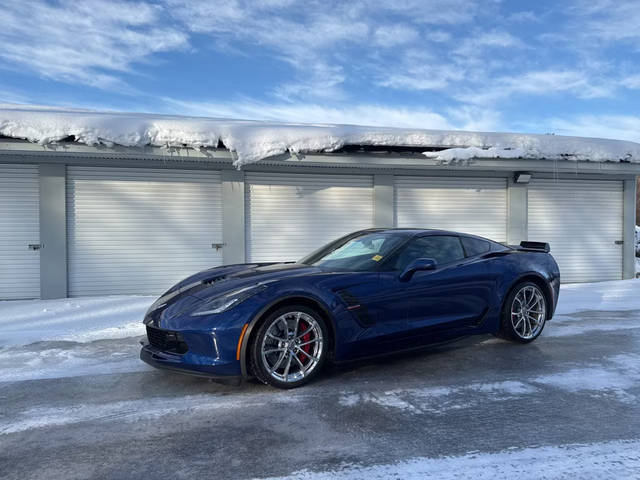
[395,176,508,242]
[528,179,623,283]
[0,164,40,299]
[246,173,374,262]
[67,167,223,296]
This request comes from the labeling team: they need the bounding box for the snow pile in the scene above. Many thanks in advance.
[2,104,640,167]
[0,295,154,347]
[555,278,640,315]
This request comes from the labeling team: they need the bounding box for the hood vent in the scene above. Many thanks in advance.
[204,275,227,285]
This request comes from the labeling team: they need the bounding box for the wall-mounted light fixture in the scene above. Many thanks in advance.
[514,172,531,184]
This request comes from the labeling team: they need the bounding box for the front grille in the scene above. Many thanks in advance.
[146,326,188,354]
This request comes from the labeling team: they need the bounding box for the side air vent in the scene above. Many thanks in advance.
[335,289,376,327]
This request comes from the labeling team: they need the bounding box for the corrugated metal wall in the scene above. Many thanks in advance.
[246,173,374,262]
[395,176,508,242]
[0,162,632,300]
[66,167,223,296]
[0,164,40,299]
[528,179,623,283]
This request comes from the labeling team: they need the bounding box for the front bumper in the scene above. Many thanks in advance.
[140,341,242,378]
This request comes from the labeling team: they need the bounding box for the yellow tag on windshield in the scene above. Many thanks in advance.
[372,255,383,261]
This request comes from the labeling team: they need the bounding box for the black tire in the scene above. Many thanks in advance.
[499,281,548,343]
[250,305,328,389]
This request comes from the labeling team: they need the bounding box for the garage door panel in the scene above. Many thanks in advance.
[528,179,623,283]
[67,167,223,296]
[246,173,374,262]
[0,164,40,299]
[395,177,507,242]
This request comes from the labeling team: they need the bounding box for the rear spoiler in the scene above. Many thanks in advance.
[518,241,550,253]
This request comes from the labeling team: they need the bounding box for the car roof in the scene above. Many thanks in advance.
[362,227,475,237]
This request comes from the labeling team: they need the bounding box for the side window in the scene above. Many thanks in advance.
[393,236,465,270]
[461,236,490,257]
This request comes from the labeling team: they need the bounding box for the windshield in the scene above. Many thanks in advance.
[300,232,407,271]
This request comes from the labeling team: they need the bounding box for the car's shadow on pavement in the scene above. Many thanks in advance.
[147,334,509,393]
[132,331,559,397]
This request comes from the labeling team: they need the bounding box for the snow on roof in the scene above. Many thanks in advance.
[1,105,640,167]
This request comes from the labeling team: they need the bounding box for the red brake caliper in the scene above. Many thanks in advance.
[298,320,311,365]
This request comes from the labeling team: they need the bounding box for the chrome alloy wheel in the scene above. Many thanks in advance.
[260,311,324,383]
[511,285,546,340]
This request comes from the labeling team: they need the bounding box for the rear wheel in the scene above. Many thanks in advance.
[250,305,328,389]
[500,282,547,343]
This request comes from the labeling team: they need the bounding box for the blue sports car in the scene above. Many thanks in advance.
[141,229,560,388]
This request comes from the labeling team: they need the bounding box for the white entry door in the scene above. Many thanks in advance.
[0,164,40,299]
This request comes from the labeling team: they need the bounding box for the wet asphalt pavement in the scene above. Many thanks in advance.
[1,309,640,479]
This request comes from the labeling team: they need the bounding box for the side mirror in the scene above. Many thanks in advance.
[399,258,437,281]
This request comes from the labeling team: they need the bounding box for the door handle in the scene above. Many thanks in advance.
[28,243,43,250]
[212,243,226,251]
[614,240,624,245]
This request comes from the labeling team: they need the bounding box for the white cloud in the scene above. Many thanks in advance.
[457,70,614,105]
[164,0,481,100]
[508,10,539,22]
[378,66,463,91]
[0,0,188,91]
[544,115,640,143]
[1,0,638,140]
[426,30,452,42]
[0,86,30,105]
[373,24,420,47]
[621,74,640,89]
[569,0,640,44]
[160,96,502,132]
[454,30,523,57]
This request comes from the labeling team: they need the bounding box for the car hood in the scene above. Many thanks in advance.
[143,262,323,325]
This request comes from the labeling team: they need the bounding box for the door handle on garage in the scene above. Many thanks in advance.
[614,240,624,245]
[28,243,43,250]
[212,243,226,251]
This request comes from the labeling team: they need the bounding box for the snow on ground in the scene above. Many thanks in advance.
[0,295,153,347]
[0,295,154,382]
[337,350,640,414]
[2,105,640,166]
[0,279,639,383]
[259,440,640,480]
[555,278,640,315]
[0,339,148,383]
[0,390,301,435]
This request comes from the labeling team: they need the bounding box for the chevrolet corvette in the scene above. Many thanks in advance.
[141,229,560,388]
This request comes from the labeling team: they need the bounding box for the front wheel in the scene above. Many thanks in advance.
[250,305,328,389]
[500,282,547,343]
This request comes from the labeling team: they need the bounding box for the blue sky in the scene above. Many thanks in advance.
[1,0,640,141]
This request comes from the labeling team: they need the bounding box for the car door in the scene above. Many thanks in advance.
[381,235,494,337]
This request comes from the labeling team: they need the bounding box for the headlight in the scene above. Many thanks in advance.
[190,284,268,316]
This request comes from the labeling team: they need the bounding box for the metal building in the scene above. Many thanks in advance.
[0,138,637,300]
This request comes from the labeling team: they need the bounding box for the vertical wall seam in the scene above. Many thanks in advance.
[39,163,67,299]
